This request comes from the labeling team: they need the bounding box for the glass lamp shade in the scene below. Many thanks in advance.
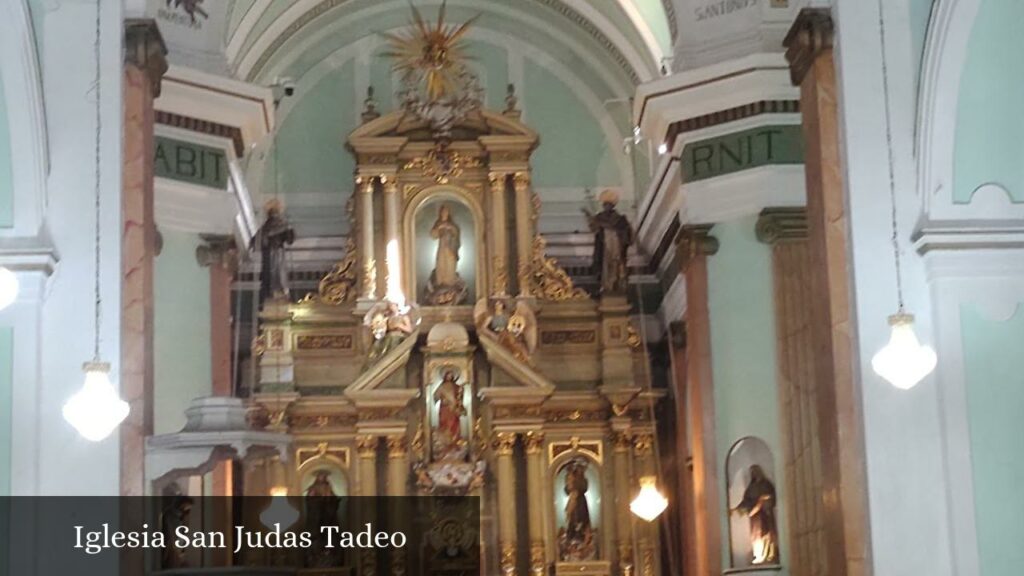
[260,487,300,530]
[630,476,668,522]
[62,362,130,441]
[0,266,19,311]
[871,313,937,390]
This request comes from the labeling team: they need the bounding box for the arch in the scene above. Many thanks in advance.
[551,451,604,561]
[725,436,779,569]
[0,0,48,237]
[296,455,351,496]
[916,0,982,220]
[403,185,487,306]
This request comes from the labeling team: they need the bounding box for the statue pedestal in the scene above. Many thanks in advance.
[555,561,611,576]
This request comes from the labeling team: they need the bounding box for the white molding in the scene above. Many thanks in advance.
[634,52,796,142]
[155,178,238,235]
[0,0,49,238]
[680,164,805,225]
[564,0,659,81]
[916,0,984,223]
[925,248,1024,576]
[225,0,273,66]
[156,66,275,152]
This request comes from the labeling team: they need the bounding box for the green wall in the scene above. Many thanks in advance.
[707,217,789,573]
[0,75,14,227]
[954,0,1024,203]
[910,0,934,93]
[0,327,11,495]
[268,46,619,199]
[155,230,212,434]
[962,303,1024,576]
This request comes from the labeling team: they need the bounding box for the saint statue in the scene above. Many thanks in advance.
[160,494,194,569]
[425,203,468,305]
[733,465,779,565]
[433,369,466,459]
[582,189,634,295]
[254,199,295,304]
[559,459,596,561]
[305,470,343,567]
[364,301,414,369]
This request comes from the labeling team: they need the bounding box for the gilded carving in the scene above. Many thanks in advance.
[361,258,377,299]
[549,437,602,464]
[386,435,408,458]
[500,542,517,575]
[403,148,481,184]
[530,541,545,574]
[540,330,596,346]
[296,443,350,468]
[356,435,380,457]
[610,431,633,452]
[524,431,545,454]
[530,236,589,301]
[295,334,354,350]
[492,255,508,295]
[318,237,358,304]
[492,432,517,455]
[633,433,654,457]
[289,414,356,430]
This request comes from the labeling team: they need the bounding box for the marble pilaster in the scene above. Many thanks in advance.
[667,321,698,576]
[121,19,166,503]
[785,10,871,576]
[758,208,825,576]
[675,224,720,576]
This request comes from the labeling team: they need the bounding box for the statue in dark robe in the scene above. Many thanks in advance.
[255,199,295,304]
[160,494,194,569]
[582,189,633,295]
[734,465,779,565]
[558,459,595,561]
[305,470,343,567]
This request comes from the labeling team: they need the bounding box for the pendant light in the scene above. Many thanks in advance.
[869,0,937,390]
[631,475,669,522]
[62,0,130,441]
[260,486,300,530]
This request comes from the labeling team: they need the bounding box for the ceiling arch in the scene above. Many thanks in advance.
[225,0,668,88]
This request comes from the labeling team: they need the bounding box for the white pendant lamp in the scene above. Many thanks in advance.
[870,0,936,390]
[260,486,300,530]
[63,0,130,440]
[630,475,669,522]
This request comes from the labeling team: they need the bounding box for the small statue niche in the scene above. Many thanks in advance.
[726,437,781,570]
[555,457,600,562]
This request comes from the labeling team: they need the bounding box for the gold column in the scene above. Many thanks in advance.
[524,432,546,575]
[489,172,509,295]
[675,225,721,576]
[785,10,870,576]
[633,433,658,576]
[493,431,518,575]
[358,177,377,300]
[513,172,533,297]
[382,175,401,259]
[357,435,379,576]
[611,430,634,576]
[386,435,409,575]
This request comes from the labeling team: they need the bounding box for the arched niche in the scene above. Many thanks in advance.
[552,453,603,562]
[403,186,485,306]
[726,436,781,571]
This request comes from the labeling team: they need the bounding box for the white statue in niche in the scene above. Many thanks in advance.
[425,203,468,305]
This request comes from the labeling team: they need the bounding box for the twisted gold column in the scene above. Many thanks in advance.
[525,432,546,575]
[494,431,518,575]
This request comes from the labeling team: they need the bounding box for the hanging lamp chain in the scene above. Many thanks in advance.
[877,0,905,312]
[92,0,103,361]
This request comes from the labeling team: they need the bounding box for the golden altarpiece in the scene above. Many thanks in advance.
[248,103,665,576]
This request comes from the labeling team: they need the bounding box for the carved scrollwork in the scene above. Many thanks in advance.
[317,237,359,305]
[530,236,589,301]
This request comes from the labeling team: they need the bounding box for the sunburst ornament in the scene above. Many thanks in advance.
[383,1,483,136]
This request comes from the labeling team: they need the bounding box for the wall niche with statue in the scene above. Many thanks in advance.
[726,436,782,574]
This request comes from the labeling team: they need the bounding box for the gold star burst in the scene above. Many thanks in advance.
[382,1,479,102]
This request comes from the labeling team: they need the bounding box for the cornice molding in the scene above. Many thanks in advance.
[783,8,834,86]
[124,19,169,97]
